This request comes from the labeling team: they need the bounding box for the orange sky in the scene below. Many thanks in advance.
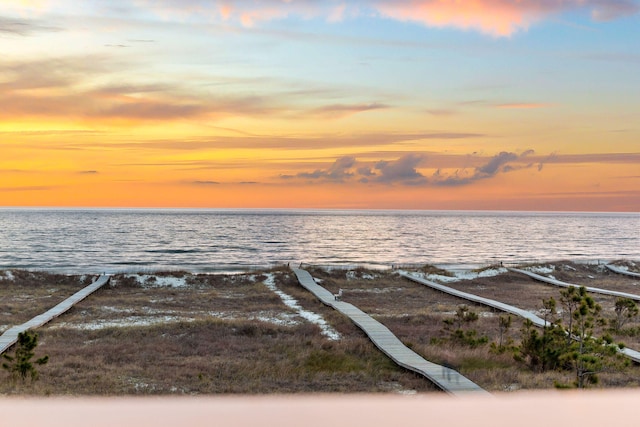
[1,1,639,211]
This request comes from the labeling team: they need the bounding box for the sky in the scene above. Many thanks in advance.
[1,0,639,211]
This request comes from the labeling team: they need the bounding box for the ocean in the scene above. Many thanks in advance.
[0,209,638,273]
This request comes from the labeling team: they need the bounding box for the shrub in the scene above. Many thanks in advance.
[2,330,49,383]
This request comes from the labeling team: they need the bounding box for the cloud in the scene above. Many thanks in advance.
[136,0,639,36]
[4,0,639,38]
[477,151,518,176]
[0,56,286,122]
[374,0,640,36]
[191,180,220,185]
[281,149,638,187]
[590,0,640,21]
[495,103,550,109]
[60,131,483,153]
[0,185,56,192]
[0,17,60,36]
[282,153,428,186]
[433,151,533,186]
[309,103,389,119]
[0,55,400,123]
[285,156,357,182]
[372,153,427,185]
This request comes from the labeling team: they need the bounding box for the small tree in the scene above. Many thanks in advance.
[497,315,512,348]
[559,287,582,345]
[443,305,487,347]
[612,298,639,332]
[2,330,49,383]
[443,305,478,330]
[558,287,623,388]
[516,318,565,371]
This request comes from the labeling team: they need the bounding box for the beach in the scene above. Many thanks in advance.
[2,259,639,395]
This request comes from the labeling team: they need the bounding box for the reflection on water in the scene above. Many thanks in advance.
[0,209,638,273]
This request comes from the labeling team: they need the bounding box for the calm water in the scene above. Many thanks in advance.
[0,209,638,273]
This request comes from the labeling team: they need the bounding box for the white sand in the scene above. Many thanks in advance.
[262,273,341,341]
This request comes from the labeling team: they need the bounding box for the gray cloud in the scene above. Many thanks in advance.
[372,154,427,185]
[591,0,640,21]
[279,149,637,187]
[281,153,428,186]
[288,156,356,182]
[191,180,220,185]
[433,151,534,186]
[0,17,60,37]
[476,151,519,176]
[537,152,557,171]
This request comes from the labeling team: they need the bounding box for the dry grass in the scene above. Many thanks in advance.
[435,262,640,351]
[1,269,437,396]
[2,262,640,395]
[0,271,94,333]
[308,262,640,392]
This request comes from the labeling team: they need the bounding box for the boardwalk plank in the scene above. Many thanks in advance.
[605,264,640,279]
[402,272,640,364]
[292,268,489,396]
[0,275,110,354]
[509,268,640,301]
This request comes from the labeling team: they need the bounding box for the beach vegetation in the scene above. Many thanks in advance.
[442,305,489,348]
[3,265,640,395]
[611,298,638,332]
[490,315,516,354]
[513,287,627,388]
[419,264,455,277]
[2,330,49,383]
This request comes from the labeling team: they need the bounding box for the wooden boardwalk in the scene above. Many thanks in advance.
[401,272,640,364]
[292,268,489,396]
[0,274,110,354]
[508,268,640,301]
[606,264,640,278]
[399,272,549,327]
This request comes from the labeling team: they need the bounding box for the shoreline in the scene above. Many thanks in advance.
[1,257,636,276]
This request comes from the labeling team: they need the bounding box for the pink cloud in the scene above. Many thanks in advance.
[4,1,639,35]
[375,0,542,36]
[374,0,639,36]
[213,0,637,36]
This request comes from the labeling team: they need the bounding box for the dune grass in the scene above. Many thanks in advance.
[2,262,640,395]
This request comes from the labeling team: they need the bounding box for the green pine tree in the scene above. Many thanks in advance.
[2,330,49,383]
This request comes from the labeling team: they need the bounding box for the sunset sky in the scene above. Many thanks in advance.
[1,0,639,211]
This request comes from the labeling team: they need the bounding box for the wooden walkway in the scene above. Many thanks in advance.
[0,274,110,354]
[508,268,640,302]
[399,272,549,327]
[292,268,489,396]
[401,272,640,364]
[606,264,640,278]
